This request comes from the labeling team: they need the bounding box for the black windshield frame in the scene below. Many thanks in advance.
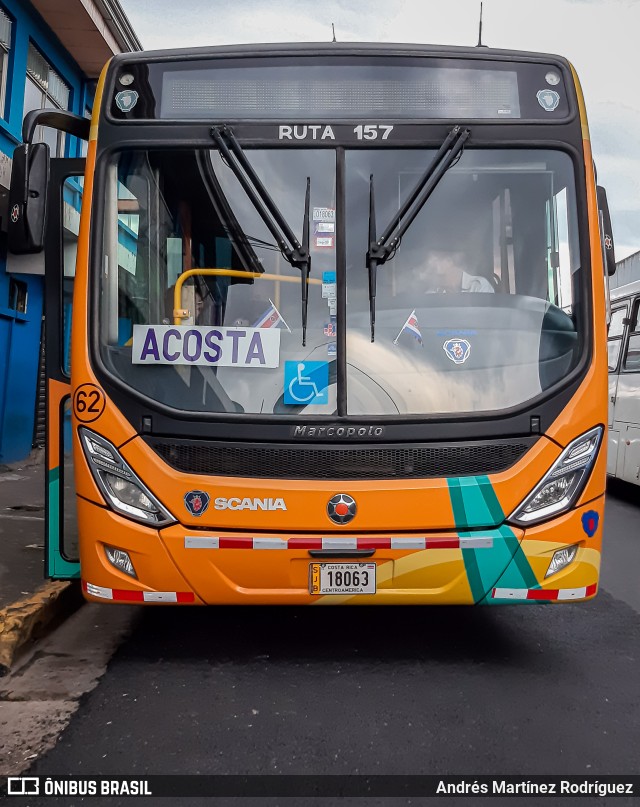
[88,47,592,441]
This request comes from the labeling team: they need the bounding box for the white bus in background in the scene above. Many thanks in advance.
[608,279,640,485]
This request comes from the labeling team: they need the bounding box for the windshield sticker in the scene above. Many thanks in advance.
[393,310,423,346]
[316,222,335,234]
[315,236,334,249]
[284,361,329,405]
[115,90,139,112]
[328,299,337,315]
[252,298,291,331]
[322,280,337,299]
[313,207,335,222]
[132,325,280,367]
[324,319,337,338]
[443,338,471,365]
[327,343,337,356]
[536,89,560,112]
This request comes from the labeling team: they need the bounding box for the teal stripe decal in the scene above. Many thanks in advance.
[47,467,81,580]
[448,478,485,602]
[448,476,539,604]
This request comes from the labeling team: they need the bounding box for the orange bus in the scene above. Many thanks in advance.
[9,42,615,604]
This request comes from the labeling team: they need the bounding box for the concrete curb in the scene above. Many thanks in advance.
[0,581,84,676]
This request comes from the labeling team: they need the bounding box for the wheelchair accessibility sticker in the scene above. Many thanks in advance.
[284,361,329,405]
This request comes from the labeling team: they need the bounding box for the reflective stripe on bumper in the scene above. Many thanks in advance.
[83,581,195,603]
[492,583,598,601]
[183,535,494,550]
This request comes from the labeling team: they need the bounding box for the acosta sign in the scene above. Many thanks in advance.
[215,497,287,511]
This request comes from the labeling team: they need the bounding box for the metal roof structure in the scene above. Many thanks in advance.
[29,0,141,76]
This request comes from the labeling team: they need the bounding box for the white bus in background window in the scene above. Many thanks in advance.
[607,279,640,485]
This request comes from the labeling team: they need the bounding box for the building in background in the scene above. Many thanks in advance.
[611,250,640,289]
[0,0,140,463]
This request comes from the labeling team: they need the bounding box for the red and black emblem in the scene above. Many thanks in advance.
[327,493,357,525]
[184,490,210,517]
[10,204,20,224]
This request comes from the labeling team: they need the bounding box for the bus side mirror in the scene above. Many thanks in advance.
[596,185,616,276]
[7,142,50,254]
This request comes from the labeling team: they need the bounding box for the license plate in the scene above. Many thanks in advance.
[309,562,376,595]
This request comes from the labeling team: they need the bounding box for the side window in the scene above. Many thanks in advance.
[490,163,579,307]
[623,300,640,372]
[62,177,84,376]
[116,180,143,344]
[549,186,575,314]
[102,159,147,346]
[23,43,71,157]
[608,305,628,372]
[0,7,12,119]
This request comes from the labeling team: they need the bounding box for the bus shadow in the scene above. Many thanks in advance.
[606,477,640,507]
[123,603,568,671]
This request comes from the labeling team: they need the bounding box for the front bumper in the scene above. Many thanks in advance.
[78,496,603,605]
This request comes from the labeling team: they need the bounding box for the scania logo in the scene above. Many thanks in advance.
[184,490,210,517]
[327,493,357,525]
[293,425,385,439]
[214,497,286,511]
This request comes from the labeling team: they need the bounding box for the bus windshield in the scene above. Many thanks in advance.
[99,147,582,417]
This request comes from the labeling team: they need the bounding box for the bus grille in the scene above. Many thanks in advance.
[145,438,534,480]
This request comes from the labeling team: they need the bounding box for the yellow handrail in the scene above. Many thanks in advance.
[173,268,320,325]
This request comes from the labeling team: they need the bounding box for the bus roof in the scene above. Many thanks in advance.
[109,41,570,68]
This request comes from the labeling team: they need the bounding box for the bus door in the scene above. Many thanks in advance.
[606,303,629,476]
[44,157,85,578]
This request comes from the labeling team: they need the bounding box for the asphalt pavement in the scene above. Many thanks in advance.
[5,591,640,807]
[0,452,46,609]
[0,453,83,677]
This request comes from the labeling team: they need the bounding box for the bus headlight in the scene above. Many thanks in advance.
[80,428,175,526]
[509,426,603,526]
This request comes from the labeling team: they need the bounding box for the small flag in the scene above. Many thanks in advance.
[393,310,423,346]
[252,298,291,331]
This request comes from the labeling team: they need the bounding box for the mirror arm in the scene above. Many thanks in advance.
[22,109,90,146]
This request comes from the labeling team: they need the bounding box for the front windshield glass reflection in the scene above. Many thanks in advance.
[345,149,582,415]
[99,149,337,416]
[98,147,583,418]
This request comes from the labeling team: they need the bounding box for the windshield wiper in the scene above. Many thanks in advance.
[211,125,311,345]
[367,124,470,342]
[196,150,266,279]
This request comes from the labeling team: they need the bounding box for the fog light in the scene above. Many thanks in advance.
[104,545,137,578]
[545,544,578,578]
